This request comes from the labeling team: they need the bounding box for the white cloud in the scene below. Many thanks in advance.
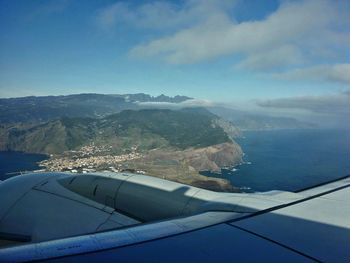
[236,45,305,71]
[95,0,350,88]
[272,64,350,84]
[257,90,350,115]
[96,0,235,30]
[136,98,215,109]
[126,0,349,66]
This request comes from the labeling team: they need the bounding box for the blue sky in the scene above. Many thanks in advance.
[0,0,350,117]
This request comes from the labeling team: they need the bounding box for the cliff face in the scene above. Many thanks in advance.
[184,142,243,173]
[141,142,243,174]
[121,142,243,192]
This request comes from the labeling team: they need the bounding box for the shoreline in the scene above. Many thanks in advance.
[1,142,244,193]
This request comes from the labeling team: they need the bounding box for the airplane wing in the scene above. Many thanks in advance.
[0,173,349,262]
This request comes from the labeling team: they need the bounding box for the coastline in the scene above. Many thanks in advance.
[1,142,243,193]
[203,128,350,193]
[0,151,49,180]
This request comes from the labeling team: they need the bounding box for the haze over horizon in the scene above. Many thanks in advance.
[1,0,350,125]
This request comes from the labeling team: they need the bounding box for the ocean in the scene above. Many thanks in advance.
[0,151,48,180]
[202,129,350,192]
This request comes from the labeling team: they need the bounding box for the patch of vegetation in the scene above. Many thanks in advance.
[1,108,233,154]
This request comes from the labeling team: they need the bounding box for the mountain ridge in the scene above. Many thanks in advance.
[0,93,192,124]
[1,108,236,154]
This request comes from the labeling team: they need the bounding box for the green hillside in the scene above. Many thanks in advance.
[1,108,232,154]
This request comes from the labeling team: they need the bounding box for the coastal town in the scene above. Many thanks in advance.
[39,144,145,174]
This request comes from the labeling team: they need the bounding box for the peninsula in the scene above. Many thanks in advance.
[1,108,243,192]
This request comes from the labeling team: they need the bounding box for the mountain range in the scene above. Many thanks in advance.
[0,93,314,130]
[0,108,235,154]
[0,93,191,124]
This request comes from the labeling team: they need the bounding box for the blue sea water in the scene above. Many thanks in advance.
[0,151,48,180]
[202,129,350,192]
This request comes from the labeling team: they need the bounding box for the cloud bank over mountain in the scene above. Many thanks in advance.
[136,98,215,109]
